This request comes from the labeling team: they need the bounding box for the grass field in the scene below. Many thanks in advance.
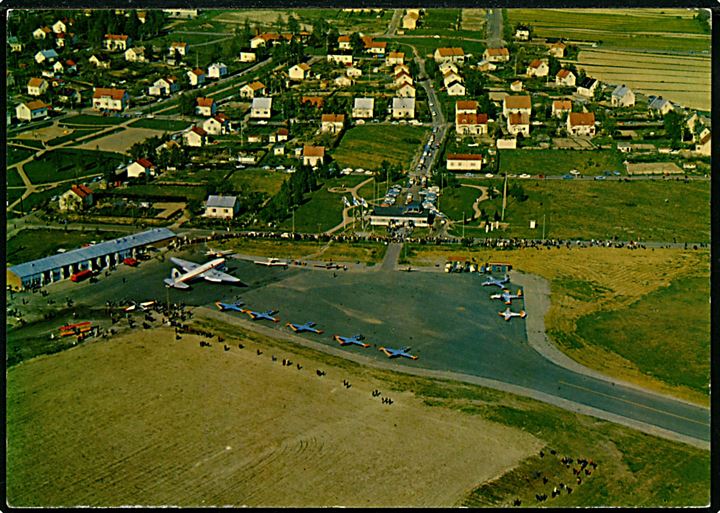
[6,167,26,187]
[332,125,428,171]
[499,149,625,176]
[23,149,125,185]
[128,119,192,131]
[60,115,127,127]
[8,146,36,166]
[383,36,486,60]
[6,188,25,206]
[6,316,709,506]
[404,245,710,404]
[227,168,287,196]
[6,228,128,266]
[107,184,208,201]
[438,185,481,221]
[461,8,487,31]
[470,179,709,243]
[216,238,387,263]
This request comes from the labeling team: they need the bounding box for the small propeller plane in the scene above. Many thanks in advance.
[499,308,527,321]
[378,346,418,360]
[482,274,510,288]
[164,257,241,289]
[490,289,523,305]
[215,300,245,312]
[241,308,280,322]
[253,258,289,268]
[333,334,370,348]
[286,321,324,334]
[122,300,156,312]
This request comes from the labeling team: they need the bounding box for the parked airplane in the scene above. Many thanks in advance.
[333,334,370,348]
[205,248,233,257]
[481,274,510,288]
[253,258,289,268]
[241,309,280,322]
[122,300,156,312]
[215,300,245,312]
[342,196,352,208]
[164,257,241,289]
[490,289,523,305]
[286,321,324,334]
[378,346,418,360]
[499,308,527,321]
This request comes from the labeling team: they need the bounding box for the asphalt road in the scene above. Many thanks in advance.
[8,247,709,447]
[486,8,504,47]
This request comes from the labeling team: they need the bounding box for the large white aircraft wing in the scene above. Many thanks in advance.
[200,268,241,283]
[170,257,199,272]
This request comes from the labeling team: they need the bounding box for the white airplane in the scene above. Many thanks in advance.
[253,257,289,268]
[164,257,240,289]
[205,248,233,257]
[490,289,523,305]
[498,308,527,321]
[342,196,352,207]
[482,275,510,288]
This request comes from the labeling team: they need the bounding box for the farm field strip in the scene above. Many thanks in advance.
[460,8,486,30]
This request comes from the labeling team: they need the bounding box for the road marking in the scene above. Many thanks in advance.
[559,380,708,426]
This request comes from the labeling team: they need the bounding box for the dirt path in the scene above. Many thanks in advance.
[460,184,489,220]
[325,177,373,235]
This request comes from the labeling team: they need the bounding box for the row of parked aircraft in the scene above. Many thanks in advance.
[214,301,418,360]
[482,274,527,321]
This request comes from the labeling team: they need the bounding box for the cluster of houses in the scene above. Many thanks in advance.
[434,48,467,96]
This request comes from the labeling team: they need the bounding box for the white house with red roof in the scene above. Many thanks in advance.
[125,158,157,179]
[183,126,208,147]
[59,184,93,211]
[92,88,129,111]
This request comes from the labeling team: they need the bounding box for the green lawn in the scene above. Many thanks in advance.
[468,179,710,242]
[576,275,709,395]
[6,188,25,206]
[8,146,37,166]
[228,168,287,196]
[332,125,428,171]
[107,184,208,201]
[499,149,625,176]
[6,228,128,266]
[6,167,26,187]
[23,149,125,185]
[383,36,486,59]
[438,185,481,221]
[128,119,192,131]
[60,115,126,127]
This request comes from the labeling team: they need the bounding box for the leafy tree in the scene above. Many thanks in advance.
[179,90,199,116]
[663,110,683,149]
[287,15,300,35]
[349,32,364,57]
[548,55,561,77]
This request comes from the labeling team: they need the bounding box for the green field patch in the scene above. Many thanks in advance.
[6,167,26,187]
[554,277,612,301]
[106,184,208,201]
[127,118,192,131]
[383,36,486,59]
[6,188,25,206]
[46,129,95,146]
[23,149,125,185]
[60,115,126,127]
[438,185,480,221]
[7,228,128,266]
[228,168,287,196]
[499,149,625,176]
[332,125,428,171]
[8,146,36,166]
[576,275,709,394]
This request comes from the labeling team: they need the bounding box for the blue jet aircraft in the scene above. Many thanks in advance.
[215,300,245,312]
[498,308,527,321]
[482,274,510,288]
[241,308,280,322]
[286,321,324,334]
[378,346,418,360]
[490,289,523,305]
[333,334,370,348]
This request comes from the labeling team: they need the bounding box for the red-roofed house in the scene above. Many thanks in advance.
[321,114,345,134]
[289,63,311,81]
[27,77,49,96]
[338,35,351,50]
[169,41,188,57]
[434,47,465,64]
[503,95,532,117]
[16,100,50,121]
[240,81,266,99]
[187,68,206,87]
[203,114,231,135]
[447,154,483,172]
[103,34,130,51]
[526,59,549,78]
[555,68,576,87]
[92,88,129,111]
[548,41,566,58]
[125,158,157,179]
[59,184,94,211]
[567,112,596,136]
[183,126,208,147]
[386,51,405,66]
[483,47,510,62]
[303,146,325,168]
[456,100,478,115]
[507,113,530,136]
[552,100,573,118]
[456,112,488,136]
[195,97,217,116]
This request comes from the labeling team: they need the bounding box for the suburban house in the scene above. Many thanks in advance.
[456,100,478,115]
[302,146,325,168]
[52,19,68,33]
[15,100,50,121]
[511,80,523,92]
[273,145,285,156]
[148,76,179,96]
[240,81,266,99]
[648,96,674,116]
[55,32,76,48]
[208,62,228,79]
[446,80,466,96]
[611,84,635,107]
[434,47,465,64]
[447,154,483,172]
[346,66,362,78]
[456,112,488,136]
[57,87,81,104]
[27,77,49,96]
[363,38,387,56]
[250,32,284,48]
[396,63,412,75]
[395,70,414,87]
[301,96,324,109]
[275,127,289,142]
[337,35,351,50]
[514,25,530,40]
[552,99,573,117]
[567,112,596,136]
[64,59,77,74]
[89,54,111,68]
[59,184,93,212]
[8,36,24,52]
[576,77,599,97]
[103,34,130,51]
[327,52,354,65]
[475,60,497,72]
[442,70,462,87]
[203,114,230,135]
[183,126,208,147]
[162,8,199,18]
[503,95,532,117]
[205,195,239,219]
[386,51,405,66]
[124,46,146,62]
[321,113,345,134]
[526,59,549,78]
[555,68,576,87]
[548,41,566,58]
[334,75,354,87]
[352,97,374,118]
[187,68,206,87]
[169,41,188,57]
[156,139,181,154]
[403,10,420,30]
[125,158,156,179]
[250,97,272,118]
[52,61,66,74]
[92,88,129,111]
[392,97,416,119]
[396,83,416,98]
[695,130,711,156]
[240,50,256,62]
[439,61,459,75]
[289,63,311,81]
[33,26,52,39]
[34,49,59,64]
[507,113,530,136]
[483,47,510,62]
[195,97,217,117]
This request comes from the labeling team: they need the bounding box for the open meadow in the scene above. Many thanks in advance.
[404,246,709,405]
[332,125,428,171]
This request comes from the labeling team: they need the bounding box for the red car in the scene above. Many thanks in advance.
[123,257,139,267]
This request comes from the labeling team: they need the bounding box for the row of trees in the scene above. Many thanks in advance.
[260,164,319,222]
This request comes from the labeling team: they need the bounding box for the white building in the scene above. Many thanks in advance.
[207,62,228,79]
[205,195,239,219]
[392,97,415,119]
[16,100,49,121]
[250,97,272,119]
[352,97,374,119]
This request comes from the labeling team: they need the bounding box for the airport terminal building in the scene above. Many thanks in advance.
[370,204,435,228]
[7,228,176,290]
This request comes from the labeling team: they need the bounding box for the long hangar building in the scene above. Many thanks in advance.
[7,228,176,290]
